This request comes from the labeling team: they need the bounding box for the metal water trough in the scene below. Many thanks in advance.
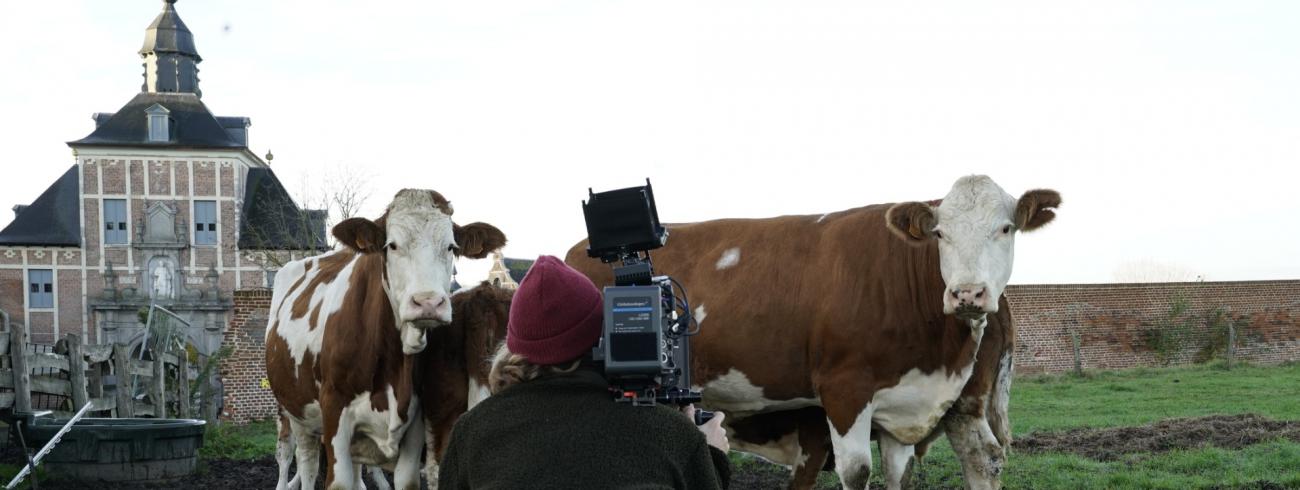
[18,417,206,483]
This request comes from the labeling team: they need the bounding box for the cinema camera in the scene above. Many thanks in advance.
[582,179,713,425]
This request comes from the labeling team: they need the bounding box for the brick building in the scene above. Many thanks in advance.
[0,0,324,352]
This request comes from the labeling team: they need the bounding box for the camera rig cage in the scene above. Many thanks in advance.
[582,180,709,420]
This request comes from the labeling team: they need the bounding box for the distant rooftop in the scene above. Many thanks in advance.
[0,166,81,247]
[70,93,248,149]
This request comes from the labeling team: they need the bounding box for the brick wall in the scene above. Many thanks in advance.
[218,288,278,424]
[1007,280,1300,375]
[211,281,1300,420]
[0,269,23,325]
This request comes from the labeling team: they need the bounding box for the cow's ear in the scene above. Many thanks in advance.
[1015,189,1061,232]
[454,222,507,259]
[333,217,386,253]
[886,202,938,245]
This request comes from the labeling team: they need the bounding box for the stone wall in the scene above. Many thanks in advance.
[211,281,1300,422]
[1006,280,1300,375]
[218,288,278,424]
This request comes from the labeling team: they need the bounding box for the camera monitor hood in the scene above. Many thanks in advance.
[583,179,667,264]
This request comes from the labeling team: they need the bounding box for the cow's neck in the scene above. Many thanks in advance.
[353,253,417,407]
[894,237,986,375]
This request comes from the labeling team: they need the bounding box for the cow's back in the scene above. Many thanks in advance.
[266,250,365,421]
[565,205,968,415]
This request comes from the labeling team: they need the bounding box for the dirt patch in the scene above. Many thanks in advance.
[1014,413,1300,461]
[20,454,819,489]
[1,452,396,490]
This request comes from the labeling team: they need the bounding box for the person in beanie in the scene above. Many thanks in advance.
[437,255,732,490]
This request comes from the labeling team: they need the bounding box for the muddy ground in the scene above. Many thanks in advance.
[1013,413,1300,461]
[8,413,1297,489]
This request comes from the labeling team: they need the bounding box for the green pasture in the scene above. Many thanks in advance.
[733,361,1300,489]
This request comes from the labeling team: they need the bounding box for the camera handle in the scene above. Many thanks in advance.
[694,408,715,426]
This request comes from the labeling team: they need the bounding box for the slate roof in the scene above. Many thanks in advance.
[0,166,81,247]
[68,93,246,149]
[140,0,200,60]
[239,168,329,251]
[504,258,535,284]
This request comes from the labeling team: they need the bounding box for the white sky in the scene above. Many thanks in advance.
[2,1,1298,286]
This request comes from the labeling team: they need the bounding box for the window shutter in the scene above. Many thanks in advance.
[104,200,128,244]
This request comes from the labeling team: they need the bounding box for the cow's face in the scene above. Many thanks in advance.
[887,176,1060,319]
[333,189,506,353]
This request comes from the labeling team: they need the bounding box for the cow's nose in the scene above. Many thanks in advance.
[949,284,988,310]
[410,292,450,321]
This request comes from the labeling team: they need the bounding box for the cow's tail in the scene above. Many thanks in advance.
[986,349,1014,450]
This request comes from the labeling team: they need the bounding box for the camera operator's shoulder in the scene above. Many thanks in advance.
[637,404,706,437]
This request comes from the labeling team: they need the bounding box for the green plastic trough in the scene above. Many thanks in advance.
[18,417,206,483]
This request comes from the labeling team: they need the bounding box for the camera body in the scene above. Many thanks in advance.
[582,180,710,423]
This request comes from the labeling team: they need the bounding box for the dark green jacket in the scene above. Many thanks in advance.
[438,369,731,489]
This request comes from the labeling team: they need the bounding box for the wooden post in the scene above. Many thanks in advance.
[113,343,134,418]
[178,350,191,418]
[195,353,208,420]
[11,318,32,414]
[1227,321,1236,370]
[152,352,167,418]
[88,360,105,412]
[66,334,90,412]
[203,374,219,422]
[1071,330,1083,377]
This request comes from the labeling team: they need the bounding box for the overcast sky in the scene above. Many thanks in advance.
[2,1,1298,286]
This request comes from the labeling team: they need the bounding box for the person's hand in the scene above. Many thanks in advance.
[683,404,729,453]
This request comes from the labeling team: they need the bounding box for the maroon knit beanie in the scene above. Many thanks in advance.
[506,255,603,365]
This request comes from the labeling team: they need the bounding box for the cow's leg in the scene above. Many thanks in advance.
[943,412,1004,490]
[290,418,322,490]
[353,464,367,489]
[367,467,392,490]
[393,414,425,490]
[325,405,357,490]
[825,405,874,490]
[878,432,917,490]
[986,350,1015,450]
[789,409,831,490]
[276,415,297,490]
[423,427,440,487]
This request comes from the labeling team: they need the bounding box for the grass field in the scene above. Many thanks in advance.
[70,361,1297,489]
[730,361,1300,489]
[200,418,279,461]
[920,361,1300,489]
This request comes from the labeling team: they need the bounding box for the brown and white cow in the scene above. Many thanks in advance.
[266,189,505,490]
[566,175,1059,490]
[415,282,512,484]
[721,296,1016,490]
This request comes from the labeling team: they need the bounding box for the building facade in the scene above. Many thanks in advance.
[0,0,323,352]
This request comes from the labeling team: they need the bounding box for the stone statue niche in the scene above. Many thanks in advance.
[147,255,177,301]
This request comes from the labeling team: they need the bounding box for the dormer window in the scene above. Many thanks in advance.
[146,103,171,142]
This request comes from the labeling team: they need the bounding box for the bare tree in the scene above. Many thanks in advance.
[1112,259,1206,283]
[322,164,373,224]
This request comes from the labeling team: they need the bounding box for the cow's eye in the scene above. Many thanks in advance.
[933,230,943,239]
[387,243,398,251]
[1002,225,1013,234]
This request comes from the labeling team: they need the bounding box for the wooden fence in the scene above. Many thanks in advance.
[0,309,218,420]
